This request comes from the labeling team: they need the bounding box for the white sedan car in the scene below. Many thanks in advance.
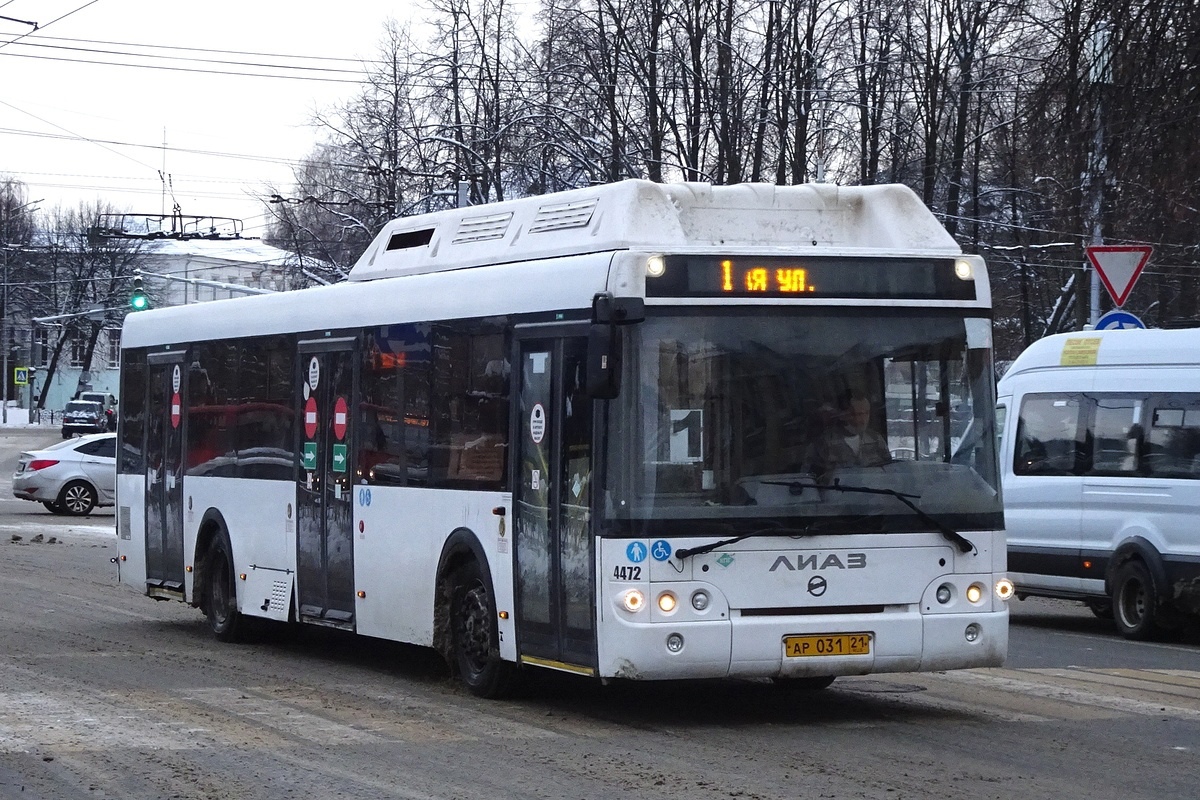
[11,433,117,515]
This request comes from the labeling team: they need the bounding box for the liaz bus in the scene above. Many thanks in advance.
[115,180,1011,697]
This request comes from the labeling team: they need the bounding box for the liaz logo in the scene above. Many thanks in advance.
[769,553,867,571]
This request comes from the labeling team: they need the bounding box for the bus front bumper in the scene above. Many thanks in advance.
[595,607,1008,681]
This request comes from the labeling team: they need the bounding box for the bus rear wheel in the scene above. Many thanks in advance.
[205,534,245,643]
[1112,560,1161,640]
[451,562,516,698]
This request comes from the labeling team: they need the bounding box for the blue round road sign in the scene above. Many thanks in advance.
[1095,310,1146,331]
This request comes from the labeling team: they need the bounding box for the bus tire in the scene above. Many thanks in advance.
[1112,560,1161,640]
[450,561,516,698]
[204,533,244,643]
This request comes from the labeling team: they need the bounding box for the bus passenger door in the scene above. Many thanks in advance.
[513,334,596,673]
[145,354,186,599]
[295,340,357,628]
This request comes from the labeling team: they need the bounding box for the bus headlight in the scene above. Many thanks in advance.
[622,589,645,613]
[936,584,953,604]
[995,578,1015,601]
[657,592,677,613]
[691,590,710,611]
[646,255,666,277]
[966,583,985,604]
[954,259,974,280]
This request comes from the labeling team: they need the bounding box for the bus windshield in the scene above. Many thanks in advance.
[603,310,1001,533]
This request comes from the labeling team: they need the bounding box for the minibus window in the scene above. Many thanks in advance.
[1091,398,1141,473]
[1145,397,1200,478]
[1014,394,1084,476]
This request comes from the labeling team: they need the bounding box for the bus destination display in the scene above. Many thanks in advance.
[646,255,977,300]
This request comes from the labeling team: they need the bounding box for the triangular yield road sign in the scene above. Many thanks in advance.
[1087,245,1152,307]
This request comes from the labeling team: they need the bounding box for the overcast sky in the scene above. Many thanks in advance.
[0,0,414,237]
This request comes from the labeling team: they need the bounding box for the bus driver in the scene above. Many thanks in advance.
[809,393,892,476]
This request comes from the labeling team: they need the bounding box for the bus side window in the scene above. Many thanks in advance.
[1014,394,1083,476]
[431,324,509,489]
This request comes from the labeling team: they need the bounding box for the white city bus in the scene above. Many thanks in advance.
[115,180,1010,696]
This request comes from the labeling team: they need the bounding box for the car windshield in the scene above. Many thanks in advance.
[602,310,1001,534]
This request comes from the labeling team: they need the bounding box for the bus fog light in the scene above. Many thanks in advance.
[995,578,1014,600]
[622,589,645,613]
[691,590,710,611]
[966,583,984,604]
[936,584,953,604]
[666,633,684,653]
[964,623,981,642]
[657,592,677,613]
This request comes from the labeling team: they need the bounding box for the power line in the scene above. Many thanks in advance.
[0,125,306,167]
[0,30,370,65]
[0,49,366,84]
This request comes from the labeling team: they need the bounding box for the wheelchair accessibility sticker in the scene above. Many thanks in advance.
[651,540,672,561]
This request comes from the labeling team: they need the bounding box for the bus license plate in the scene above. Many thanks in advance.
[784,633,871,658]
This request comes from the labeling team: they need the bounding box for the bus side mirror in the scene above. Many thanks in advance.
[586,293,644,399]
[587,323,620,399]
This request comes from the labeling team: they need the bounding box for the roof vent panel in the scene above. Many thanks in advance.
[452,212,513,245]
[527,198,599,234]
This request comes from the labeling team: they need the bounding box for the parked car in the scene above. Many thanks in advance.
[11,432,117,515]
[61,400,108,438]
[77,392,118,431]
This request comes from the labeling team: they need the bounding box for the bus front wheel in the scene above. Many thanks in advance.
[204,534,245,643]
[1112,560,1161,641]
[451,561,516,698]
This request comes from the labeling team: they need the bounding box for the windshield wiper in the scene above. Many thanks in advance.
[760,480,976,554]
[675,524,827,561]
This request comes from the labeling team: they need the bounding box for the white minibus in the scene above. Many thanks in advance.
[997,328,1200,639]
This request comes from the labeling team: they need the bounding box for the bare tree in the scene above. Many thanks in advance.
[20,202,143,407]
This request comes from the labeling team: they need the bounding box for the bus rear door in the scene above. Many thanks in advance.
[145,353,186,600]
[295,339,357,628]
[513,332,596,674]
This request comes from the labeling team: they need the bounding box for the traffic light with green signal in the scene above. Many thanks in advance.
[130,277,148,311]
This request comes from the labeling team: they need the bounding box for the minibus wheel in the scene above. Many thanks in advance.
[450,561,517,698]
[1112,560,1160,640]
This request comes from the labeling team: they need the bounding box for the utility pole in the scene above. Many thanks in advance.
[1081,21,1112,328]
